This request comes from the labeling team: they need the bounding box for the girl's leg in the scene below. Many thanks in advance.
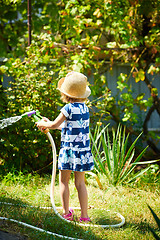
[59,170,72,215]
[74,171,88,218]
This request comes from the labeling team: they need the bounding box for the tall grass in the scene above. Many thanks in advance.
[90,124,158,186]
[148,205,160,240]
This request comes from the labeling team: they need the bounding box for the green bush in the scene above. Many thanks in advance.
[0,39,63,172]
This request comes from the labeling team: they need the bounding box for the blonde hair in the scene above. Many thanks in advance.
[61,93,86,103]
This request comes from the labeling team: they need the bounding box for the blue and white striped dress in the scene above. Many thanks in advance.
[58,102,94,172]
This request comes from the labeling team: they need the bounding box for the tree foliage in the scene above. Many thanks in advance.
[0,0,160,171]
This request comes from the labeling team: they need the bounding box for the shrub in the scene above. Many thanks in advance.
[0,40,63,172]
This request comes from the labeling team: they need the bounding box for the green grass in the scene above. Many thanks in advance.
[0,171,159,240]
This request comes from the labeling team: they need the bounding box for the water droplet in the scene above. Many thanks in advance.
[0,116,22,129]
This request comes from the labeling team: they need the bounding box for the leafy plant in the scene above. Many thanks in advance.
[0,37,63,172]
[90,124,157,186]
[1,0,160,171]
[148,205,160,240]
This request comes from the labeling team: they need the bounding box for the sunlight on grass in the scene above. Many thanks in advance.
[0,172,159,240]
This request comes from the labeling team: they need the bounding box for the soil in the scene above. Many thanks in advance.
[0,221,28,240]
[0,230,28,240]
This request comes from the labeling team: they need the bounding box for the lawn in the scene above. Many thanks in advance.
[0,171,159,240]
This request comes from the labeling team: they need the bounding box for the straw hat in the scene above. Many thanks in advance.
[57,71,91,98]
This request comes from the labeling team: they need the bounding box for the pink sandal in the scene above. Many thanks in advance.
[79,217,91,223]
[62,208,74,221]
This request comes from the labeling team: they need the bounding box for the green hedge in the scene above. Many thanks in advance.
[0,42,64,172]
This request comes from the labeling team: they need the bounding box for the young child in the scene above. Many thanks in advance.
[36,71,94,222]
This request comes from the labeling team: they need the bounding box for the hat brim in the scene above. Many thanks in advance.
[57,77,65,89]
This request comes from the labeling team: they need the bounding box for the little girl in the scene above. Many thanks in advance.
[36,71,94,222]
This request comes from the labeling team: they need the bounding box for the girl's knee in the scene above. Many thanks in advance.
[75,178,85,190]
[59,170,72,185]
[74,171,86,190]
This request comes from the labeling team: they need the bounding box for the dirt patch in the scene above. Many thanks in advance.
[0,230,28,240]
[0,221,28,240]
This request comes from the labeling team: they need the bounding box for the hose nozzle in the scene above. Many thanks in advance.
[22,110,49,134]
[21,110,36,118]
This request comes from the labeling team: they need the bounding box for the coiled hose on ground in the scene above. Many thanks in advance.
[0,130,125,240]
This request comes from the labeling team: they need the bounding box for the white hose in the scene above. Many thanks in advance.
[0,217,81,240]
[0,131,125,240]
[47,132,125,228]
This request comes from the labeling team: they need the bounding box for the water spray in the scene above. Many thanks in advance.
[0,110,42,129]
[0,110,125,239]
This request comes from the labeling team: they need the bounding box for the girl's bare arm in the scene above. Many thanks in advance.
[35,112,66,130]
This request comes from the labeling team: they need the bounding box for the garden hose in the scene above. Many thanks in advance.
[0,110,125,239]
[47,130,125,228]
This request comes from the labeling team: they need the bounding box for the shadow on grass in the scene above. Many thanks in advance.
[121,218,159,238]
[86,208,124,226]
[0,196,102,240]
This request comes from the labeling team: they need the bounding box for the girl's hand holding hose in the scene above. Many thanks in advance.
[36,113,66,131]
[35,117,50,132]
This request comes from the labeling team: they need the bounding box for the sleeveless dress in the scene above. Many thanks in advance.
[58,102,94,172]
